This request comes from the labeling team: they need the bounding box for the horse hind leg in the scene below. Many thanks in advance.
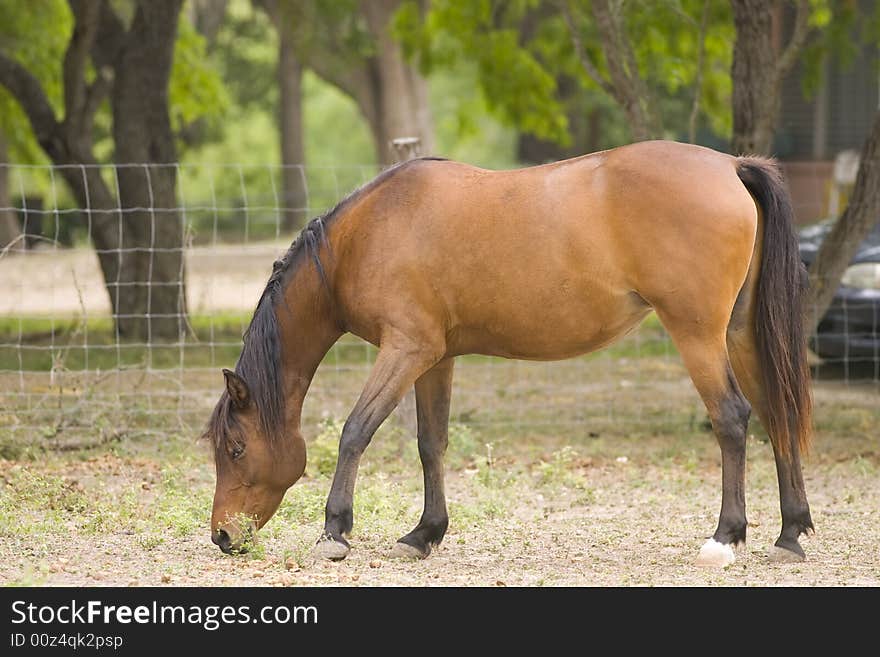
[658,312,752,567]
[727,324,814,563]
[390,358,455,559]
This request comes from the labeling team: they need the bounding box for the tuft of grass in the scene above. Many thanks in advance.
[536,446,583,488]
[148,466,212,538]
[1,468,88,513]
[447,422,481,470]
[306,418,343,477]
[275,478,328,526]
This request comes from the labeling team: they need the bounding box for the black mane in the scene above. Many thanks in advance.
[206,157,447,453]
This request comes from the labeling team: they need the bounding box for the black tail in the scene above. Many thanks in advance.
[736,158,812,457]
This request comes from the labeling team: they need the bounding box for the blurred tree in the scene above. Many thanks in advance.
[254,0,307,229]
[804,1,880,330]
[0,0,224,340]
[300,0,434,165]
[397,0,734,160]
[189,0,230,45]
[563,0,662,140]
[0,135,18,247]
[0,0,69,248]
[359,0,435,162]
[729,0,823,154]
[806,110,880,330]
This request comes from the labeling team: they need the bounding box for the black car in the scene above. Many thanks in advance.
[799,221,880,363]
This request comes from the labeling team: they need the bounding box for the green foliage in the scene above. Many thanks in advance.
[169,15,229,137]
[212,0,277,111]
[800,0,876,99]
[428,61,518,167]
[396,0,568,144]
[0,1,228,165]
[0,0,71,163]
[397,0,735,147]
[628,0,734,138]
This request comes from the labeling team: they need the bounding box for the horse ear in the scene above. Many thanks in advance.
[222,369,250,409]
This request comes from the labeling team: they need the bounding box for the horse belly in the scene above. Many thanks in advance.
[448,286,651,360]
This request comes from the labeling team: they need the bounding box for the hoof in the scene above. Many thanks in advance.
[767,545,805,563]
[313,538,350,561]
[696,538,736,568]
[389,541,428,560]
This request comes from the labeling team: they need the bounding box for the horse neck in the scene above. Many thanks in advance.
[277,261,342,432]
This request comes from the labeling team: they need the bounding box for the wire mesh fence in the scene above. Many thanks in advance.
[0,162,877,448]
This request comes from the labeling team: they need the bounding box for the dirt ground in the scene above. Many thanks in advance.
[1,405,877,587]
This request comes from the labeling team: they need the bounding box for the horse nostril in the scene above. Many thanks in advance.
[213,529,232,554]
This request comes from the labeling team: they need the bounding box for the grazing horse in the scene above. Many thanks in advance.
[205,140,814,567]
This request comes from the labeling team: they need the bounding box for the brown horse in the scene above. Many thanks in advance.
[205,140,814,567]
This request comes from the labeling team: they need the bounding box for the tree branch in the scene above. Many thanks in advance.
[561,0,617,99]
[0,50,61,152]
[83,67,112,127]
[806,110,880,331]
[589,0,661,140]
[64,0,102,130]
[688,0,710,143]
[775,0,812,81]
[91,0,128,71]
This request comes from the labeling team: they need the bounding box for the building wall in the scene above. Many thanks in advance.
[775,2,877,225]
[781,161,835,226]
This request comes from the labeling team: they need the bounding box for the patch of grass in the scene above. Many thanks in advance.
[448,488,509,527]
[536,446,588,490]
[0,314,379,372]
[0,468,87,539]
[149,466,212,538]
[353,476,413,539]
[275,478,328,526]
[137,533,165,551]
[306,418,343,477]
[1,468,88,514]
[447,422,481,470]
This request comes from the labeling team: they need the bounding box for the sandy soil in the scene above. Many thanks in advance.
[1,427,877,587]
[0,243,289,316]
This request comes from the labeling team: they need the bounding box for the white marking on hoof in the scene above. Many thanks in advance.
[767,545,805,563]
[696,538,736,568]
[389,542,426,560]
[313,539,350,561]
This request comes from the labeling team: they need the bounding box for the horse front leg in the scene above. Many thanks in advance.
[314,339,441,561]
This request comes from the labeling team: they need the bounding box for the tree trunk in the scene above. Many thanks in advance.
[0,0,188,341]
[112,0,186,341]
[0,135,21,249]
[730,0,812,154]
[277,18,307,230]
[360,0,434,165]
[189,0,229,46]
[730,1,778,154]
[805,111,880,332]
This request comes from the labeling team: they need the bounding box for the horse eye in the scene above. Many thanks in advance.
[230,444,245,460]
